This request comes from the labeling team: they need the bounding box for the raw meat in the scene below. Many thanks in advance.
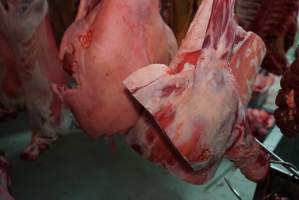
[0,154,14,200]
[275,58,299,137]
[236,0,299,75]
[249,70,276,108]
[247,108,275,140]
[124,0,269,184]
[55,0,177,138]
[0,0,71,160]
[253,71,275,93]
[160,0,202,44]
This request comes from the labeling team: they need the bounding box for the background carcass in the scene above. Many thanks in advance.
[236,0,299,75]
[0,0,71,160]
[55,0,177,138]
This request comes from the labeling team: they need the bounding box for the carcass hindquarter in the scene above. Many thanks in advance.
[56,0,177,138]
[0,0,71,160]
[236,0,299,75]
[124,0,269,184]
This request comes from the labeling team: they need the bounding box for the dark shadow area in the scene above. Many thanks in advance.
[9,132,190,200]
[274,136,299,168]
[0,112,29,138]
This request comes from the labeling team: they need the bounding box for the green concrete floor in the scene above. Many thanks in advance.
[0,114,257,200]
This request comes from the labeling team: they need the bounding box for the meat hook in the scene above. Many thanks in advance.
[224,177,242,200]
[270,160,298,171]
[255,138,299,178]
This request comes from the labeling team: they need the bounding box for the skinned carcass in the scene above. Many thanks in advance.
[236,0,299,75]
[0,0,71,160]
[55,0,177,138]
[124,0,269,184]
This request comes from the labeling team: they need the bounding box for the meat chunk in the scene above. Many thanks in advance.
[253,71,275,93]
[55,0,177,138]
[124,0,269,184]
[0,0,71,160]
[236,0,299,75]
[247,108,275,140]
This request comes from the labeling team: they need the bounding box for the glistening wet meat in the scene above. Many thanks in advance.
[124,0,269,184]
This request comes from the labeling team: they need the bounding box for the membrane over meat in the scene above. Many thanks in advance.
[124,0,269,184]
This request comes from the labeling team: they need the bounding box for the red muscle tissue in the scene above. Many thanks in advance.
[124,0,269,184]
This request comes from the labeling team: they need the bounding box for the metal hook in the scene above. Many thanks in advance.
[255,138,299,178]
[270,160,298,171]
[224,177,242,200]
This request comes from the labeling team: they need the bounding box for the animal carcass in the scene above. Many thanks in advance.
[56,0,177,138]
[124,0,269,184]
[236,0,299,75]
[0,0,71,160]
